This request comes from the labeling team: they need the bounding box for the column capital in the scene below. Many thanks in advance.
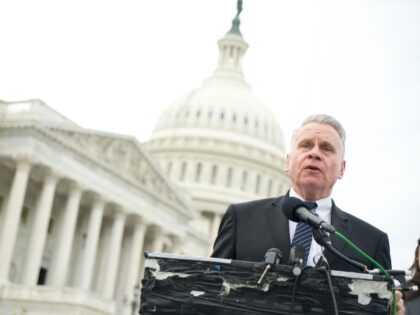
[68,180,84,193]
[148,224,165,238]
[111,206,127,221]
[43,167,60,182]
[14,154,33,171]
[91,192,108,207]
[134,215,152,228]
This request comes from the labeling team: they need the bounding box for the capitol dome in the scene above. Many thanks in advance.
[152,28,285,153]
[147,5,290,247]
[153,78,285,154]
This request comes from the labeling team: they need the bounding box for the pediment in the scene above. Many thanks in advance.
[46,127,190,214]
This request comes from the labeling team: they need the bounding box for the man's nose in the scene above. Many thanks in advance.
[308,145,321,159]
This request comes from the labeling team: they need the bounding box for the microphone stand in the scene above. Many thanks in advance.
[312,228,368,273]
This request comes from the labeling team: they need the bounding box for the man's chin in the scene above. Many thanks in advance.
[300,174,322,185]
[299,179,324,192]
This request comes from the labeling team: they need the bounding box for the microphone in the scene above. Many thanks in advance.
[258,248,283,284]
[283,197,336,233]
[289,244,305,276]
[264,248,283,265]
[312,226,332,247]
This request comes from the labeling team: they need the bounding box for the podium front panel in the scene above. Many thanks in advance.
[140,253,392,315]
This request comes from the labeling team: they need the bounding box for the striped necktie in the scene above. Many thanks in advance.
[291,201,318,265]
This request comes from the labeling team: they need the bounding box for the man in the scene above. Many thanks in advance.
[212,114,404,313]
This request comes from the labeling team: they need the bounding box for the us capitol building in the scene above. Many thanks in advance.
[0,4,289,315]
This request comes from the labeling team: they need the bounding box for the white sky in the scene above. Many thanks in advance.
[1,0,419,270]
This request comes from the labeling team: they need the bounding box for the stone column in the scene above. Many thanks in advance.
[121,218,148,315]
[150,226,165,253]
[0,158,32,283]
[233,166,243,191]
[185,160,194,183]
[102,210,126,299]
[201,162,211,185]
[171,161,182,181]
[21,169,58,286]
[168,235,182,254]
[47,182,82,287]
[162,236,172,253]
[216,164,226,187]
[248,170,257,195]
[78,196,105,291]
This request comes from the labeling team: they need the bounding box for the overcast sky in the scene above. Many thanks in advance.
[1,0,419,270]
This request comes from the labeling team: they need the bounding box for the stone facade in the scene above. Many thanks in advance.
[0,100,207,315]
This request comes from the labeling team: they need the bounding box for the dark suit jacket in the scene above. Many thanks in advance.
[211,195,392,272]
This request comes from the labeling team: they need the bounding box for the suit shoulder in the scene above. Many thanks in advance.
[335,207,387,236]
[230,196,281,212]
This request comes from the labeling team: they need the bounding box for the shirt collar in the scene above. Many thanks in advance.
[289,188,332,220]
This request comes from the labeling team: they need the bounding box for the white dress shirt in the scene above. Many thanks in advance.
[288,188,332,267]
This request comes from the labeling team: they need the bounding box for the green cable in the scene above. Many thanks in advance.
[334,231,389,276]
[334,231,397,314]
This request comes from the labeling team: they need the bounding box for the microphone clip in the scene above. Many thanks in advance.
[289,245,305,276]
[257,264,271,284]
[257,248,283,284]
[314,253,330,271]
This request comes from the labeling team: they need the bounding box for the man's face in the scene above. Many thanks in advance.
[286,122,346,200]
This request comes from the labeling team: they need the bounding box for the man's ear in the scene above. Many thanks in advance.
[285,154,290,172]
[339,160,346,179]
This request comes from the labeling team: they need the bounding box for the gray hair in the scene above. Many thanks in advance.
[291,114,346,154]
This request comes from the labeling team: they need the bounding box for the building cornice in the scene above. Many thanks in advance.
[0,123,193,219]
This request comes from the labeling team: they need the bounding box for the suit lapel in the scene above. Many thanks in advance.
[325,200,353,267]
[266,196,291,260]
[264,196,353,267]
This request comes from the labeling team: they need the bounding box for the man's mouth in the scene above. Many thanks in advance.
[305,165,321,171]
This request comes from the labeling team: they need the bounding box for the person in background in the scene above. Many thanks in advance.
[405,238,420,314]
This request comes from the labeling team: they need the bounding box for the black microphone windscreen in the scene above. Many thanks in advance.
[282,197,308,222]
[264,248,283,265]
[312,227,331,246]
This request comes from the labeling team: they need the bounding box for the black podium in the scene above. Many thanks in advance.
[140,253,393,314]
